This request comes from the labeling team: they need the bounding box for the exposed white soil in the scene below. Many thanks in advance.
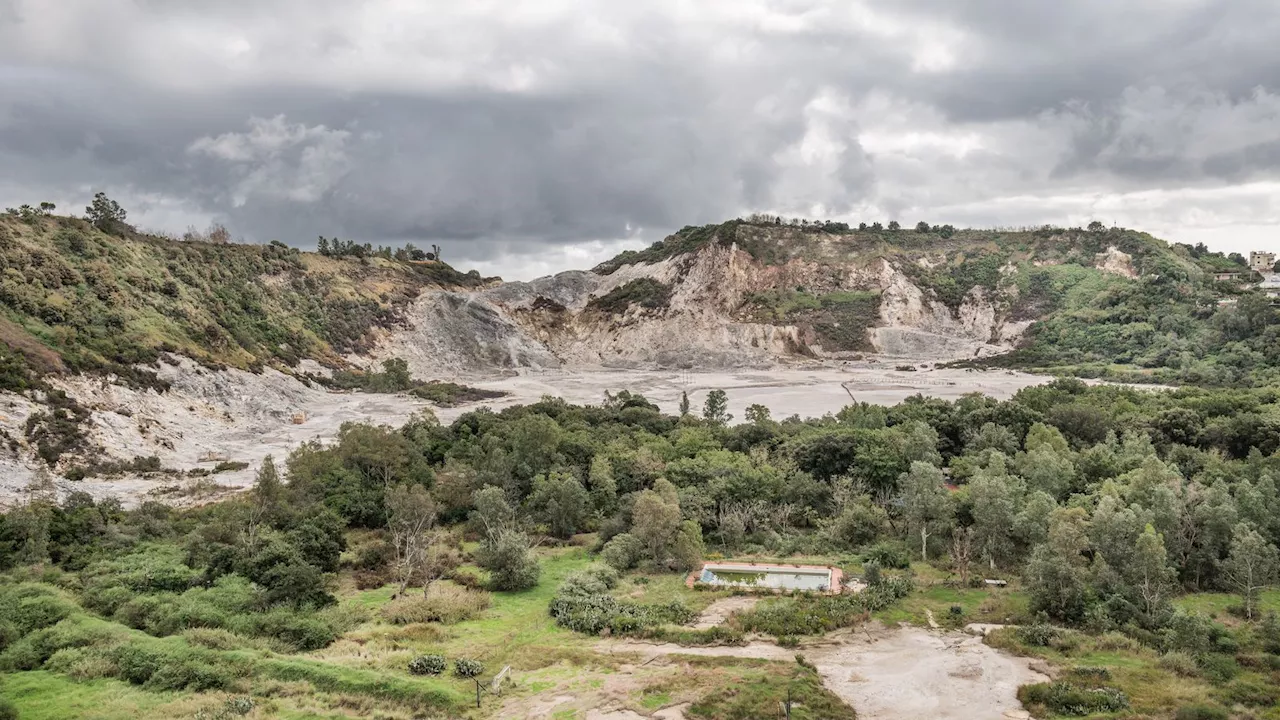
[1,361,1114,507]
[0,357,438,508]
[598,624,1048,720]
[460,365,1057,421]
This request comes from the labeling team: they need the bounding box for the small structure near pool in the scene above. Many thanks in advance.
[688,562,844,595]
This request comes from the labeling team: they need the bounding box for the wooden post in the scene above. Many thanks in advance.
[475,678,482,708]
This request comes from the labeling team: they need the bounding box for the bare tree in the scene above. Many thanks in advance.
[418,534,462,596]
[952,527,973,586]
[386,484,438,597]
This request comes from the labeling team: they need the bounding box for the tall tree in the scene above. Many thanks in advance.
[529,471,590,539]
[745,404,771,425]
[587,456,618,515]
[386,484,438,597]
[899,462,952,561]
[703,389,732,425]
[14,468,56,565]
[1132,524,1176,617]
[632,480,684,565]
[968,461,1023,569]
[952,526,974,585]
[678,392,691,417]
[246,456,284,551]
[1024,507,1092,621]
[1222,523,1280,620]
[84,191,128,234]
[470,486,516,542]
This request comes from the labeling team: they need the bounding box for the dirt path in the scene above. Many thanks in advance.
[691,596,759,629]
[598,624,1047,720]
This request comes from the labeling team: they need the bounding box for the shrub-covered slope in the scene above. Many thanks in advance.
[584,218,1280,386]
[0,214,489,392]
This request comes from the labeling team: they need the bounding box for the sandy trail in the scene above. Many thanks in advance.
[691,596,759,629]
[598,624,1047,720]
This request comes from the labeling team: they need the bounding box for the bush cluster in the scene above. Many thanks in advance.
[1018,682,1129,716]
[586,278,673,314]
[548,565,695,635]
[732,576,912,638]
[407,653,447,676]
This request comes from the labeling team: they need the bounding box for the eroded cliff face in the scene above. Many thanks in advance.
[872,261,1019,358]
[379,238,1032,379]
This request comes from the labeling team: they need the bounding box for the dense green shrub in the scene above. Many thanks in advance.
[1174,704,1229,720]
[0,696,16,720]
[1018,682,1129,716]
[1017,622,1059,647]
[548,591,695,636]
[453,658,484,678]
[600,533,644,571]
[235,609,338,651]
[557,565,619,597]
[475,530,540,591]
[732,577,912,638]
[408,654,447,676]
[586,278,673,314]
[1194,653,1238,684]
[1220,676,1277,706]
[10,590,76,635]
[113,644,162,684]
[861,541,911,569]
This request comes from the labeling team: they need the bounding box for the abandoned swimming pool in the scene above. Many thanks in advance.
[689,562,844,594]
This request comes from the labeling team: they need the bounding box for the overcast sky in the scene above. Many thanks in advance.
[3,1,1279,279]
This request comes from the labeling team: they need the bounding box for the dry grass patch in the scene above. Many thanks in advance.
[381,584,491,625]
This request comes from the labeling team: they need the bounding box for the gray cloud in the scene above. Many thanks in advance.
[2,0,1280,278]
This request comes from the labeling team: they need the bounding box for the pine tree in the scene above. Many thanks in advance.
[678,391,690,416]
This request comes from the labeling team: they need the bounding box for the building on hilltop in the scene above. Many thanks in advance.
[1260,273,1280,302]
[1250,250,1276,273]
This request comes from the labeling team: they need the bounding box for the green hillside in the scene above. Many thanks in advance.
[0,213,489,392]
[598,218,1280,387]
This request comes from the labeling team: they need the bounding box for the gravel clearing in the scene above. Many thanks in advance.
[599,623,1047,720]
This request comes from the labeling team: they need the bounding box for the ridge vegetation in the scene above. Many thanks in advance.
[594,217,1280,387]
[0,203,490,394]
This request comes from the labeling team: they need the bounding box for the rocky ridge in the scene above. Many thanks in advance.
[376,226,1102,379]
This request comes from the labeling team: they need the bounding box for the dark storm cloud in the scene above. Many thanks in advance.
[2,0,1280,275]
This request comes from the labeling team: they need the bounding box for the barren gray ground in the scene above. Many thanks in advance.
[454,365,1055,420]
[599,623,1047,720]
[1,364,1066,506]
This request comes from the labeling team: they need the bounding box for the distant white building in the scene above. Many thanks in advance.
[1251,250,1276,274]
[1260,273,1280,298]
